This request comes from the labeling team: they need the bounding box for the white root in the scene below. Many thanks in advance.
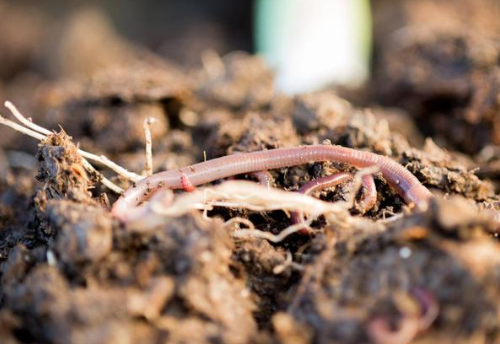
[143,117,157,177]
[0,113,47,141]
[78,150,141,182]
[233,222,311,244]
[273,251,304,274]
[225,217,305,270]
[5,101,52,135]
[81,159,124,194]
[123,180,354,237]
[152,181,350,217]
[0,101,133,193]
[223,217,256,230]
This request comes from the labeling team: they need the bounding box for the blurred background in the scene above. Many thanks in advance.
[0,0,498,92]
[0,0,500,156]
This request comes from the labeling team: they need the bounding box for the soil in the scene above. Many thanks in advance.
[2,1,500,344]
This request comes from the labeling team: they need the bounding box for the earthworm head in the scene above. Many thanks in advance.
[112,188,175,227]
[405,184,433,211]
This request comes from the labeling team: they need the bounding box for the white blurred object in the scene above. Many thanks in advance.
[255,0,371,94]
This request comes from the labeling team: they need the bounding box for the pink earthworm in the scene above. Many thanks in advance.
[226,171,273,187]
[367,315,420,344]
[411,288,439,332]
[250,170,274,189]
[180,172,196,192]
[357,174,377,213]
[289,172,376,234]
[367,289,439,344]
[288,172,373,233]
[111,145,433,222]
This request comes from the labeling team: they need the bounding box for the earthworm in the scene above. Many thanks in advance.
[228,171,274,188]
[357,174,378,213]
[111,145,433,222]
[367,315,420,344]
[180,172,196,192]
[367,289,439,344]
[250,170,273,189]
[411,288,439,332]
[289,172,377,233]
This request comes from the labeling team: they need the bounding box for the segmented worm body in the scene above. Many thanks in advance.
[180,172,196,192]
[250,170,274,189]
[289,172,377,233]
[111,145,433,222]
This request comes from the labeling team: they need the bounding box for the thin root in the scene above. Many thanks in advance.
[78,151,141,182]
[143,117,157,176]
[223,217,256,230]
[231,222,313,243]
[273,251,304,274]
[121,181,354,235]
[0,101,129,193]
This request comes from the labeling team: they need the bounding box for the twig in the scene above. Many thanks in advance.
[1,101,126,193]
[78,150,141,182]
[0,113,47,141]
[81,159,124,194]
[5,101,52,136]
[143,117,157,176]
[3,101,141,183]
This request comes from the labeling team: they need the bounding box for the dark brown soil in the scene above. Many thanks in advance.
[2,1,500,344]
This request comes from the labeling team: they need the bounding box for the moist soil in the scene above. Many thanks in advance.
[2,1,500,344]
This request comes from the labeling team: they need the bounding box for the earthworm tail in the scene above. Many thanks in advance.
[289,172,377,234]
[251,171,273,189]
[290,172,353,233]
[358,174,377,213]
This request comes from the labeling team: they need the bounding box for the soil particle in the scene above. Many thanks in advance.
[46,200,113,265]
[143,213,257,344]
[213,111,299,157]
[290,91,411,158]
[372,0,500,41]
[35,131,94,204]
[0,310,20,344]
[291,92,355,136]
[37,61,189,156]
[195,52,274,109]
[233,238,299,328]
[372,0,500,154]
[402,140,496,201]
[272,312,313,344]
[0,171,38,253]
[2,264,161,344]
[47,7,162,80]
[283,197,500,343]
[0,212,258,344]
